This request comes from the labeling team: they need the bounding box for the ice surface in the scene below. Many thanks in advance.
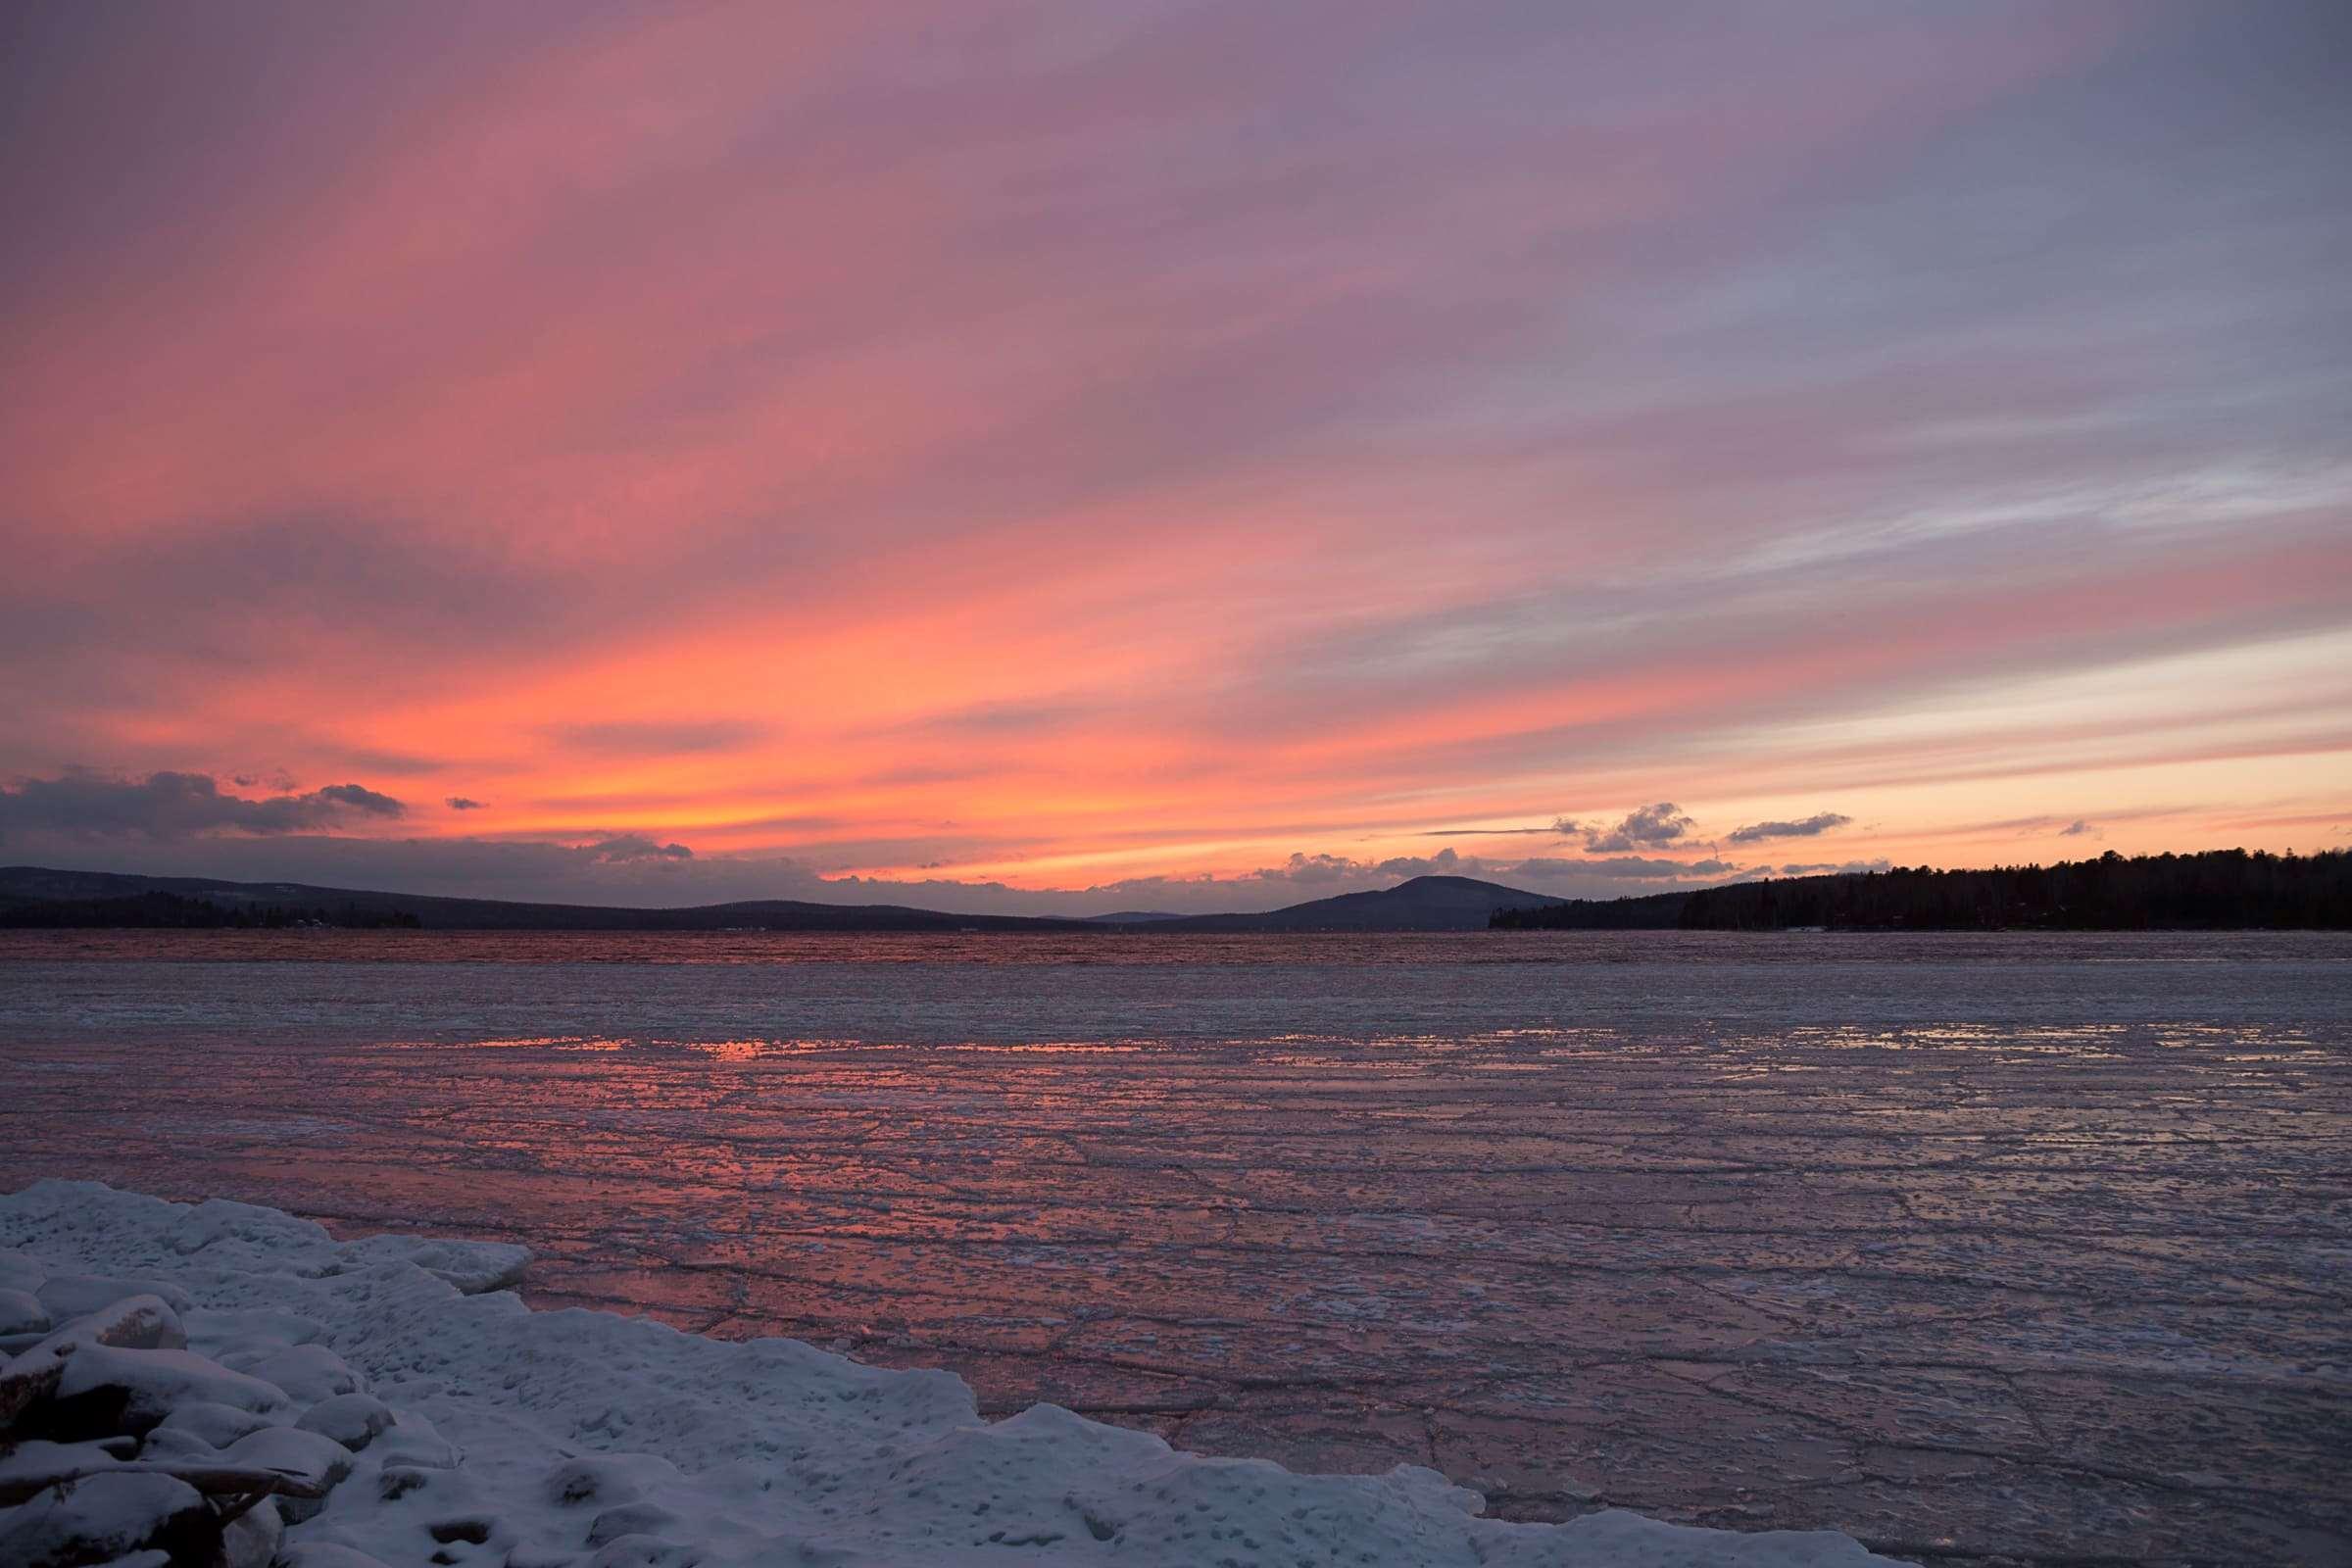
[3,928,2348,1563]
[0,1182,1900,1567]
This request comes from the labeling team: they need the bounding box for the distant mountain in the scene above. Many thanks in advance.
[0,865,1567,934]
[1150,874,1565,933]
[0,866,1093,933]
[15,852,2335,934]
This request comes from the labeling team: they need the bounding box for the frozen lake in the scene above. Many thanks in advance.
[2,929,2347,1564]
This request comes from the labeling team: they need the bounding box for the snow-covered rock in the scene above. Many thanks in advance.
[2,1296,189,1430]
[219,1424,355,1497]
[153,1398,276,1449]
[339,1236,530,1296]
[298,1392,397,1451]
[0,1438,136,1502]
[218,1497,284,1568]
[51,1345,291,1435]
[0,1248,46,1294]
[280,1544,394,1568]
[0,1287,50,1337]
[0,1182,1909,1567]
[0,1471,209,1568]
[34,1276,196,1321]
[224,1343,362,1405]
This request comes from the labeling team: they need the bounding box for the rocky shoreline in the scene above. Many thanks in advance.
[1,1182,1898,1567]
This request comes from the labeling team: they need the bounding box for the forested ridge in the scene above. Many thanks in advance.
[0,890,423,928]
[1492,848,2352,931]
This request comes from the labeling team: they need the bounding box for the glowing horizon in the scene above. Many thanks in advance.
[2,3,2346,915]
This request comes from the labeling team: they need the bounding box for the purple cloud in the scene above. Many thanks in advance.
[1571,804,1696,855]
[1727,812,1852,845]
[0,770,404,840]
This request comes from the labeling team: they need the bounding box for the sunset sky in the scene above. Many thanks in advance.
[2,1,2346,914]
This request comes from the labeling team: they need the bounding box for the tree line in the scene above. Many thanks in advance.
[0,892,422,929]
[1491,848,2352,931]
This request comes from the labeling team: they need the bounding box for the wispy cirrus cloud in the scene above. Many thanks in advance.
[549,721,766,757]
[0,5,2344,894]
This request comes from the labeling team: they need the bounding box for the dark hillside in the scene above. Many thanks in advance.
[1492,849,2351,931]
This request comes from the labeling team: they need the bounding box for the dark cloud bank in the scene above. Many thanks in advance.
[0,770,1821,915]
[0,769,404,839]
